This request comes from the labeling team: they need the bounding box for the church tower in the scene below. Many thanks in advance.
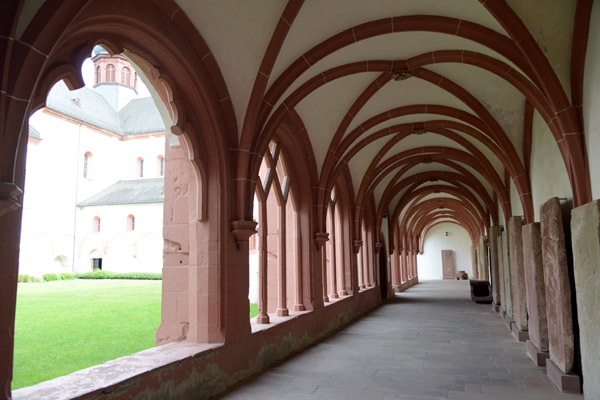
[91,45,138,111]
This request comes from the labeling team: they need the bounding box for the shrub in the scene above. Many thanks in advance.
[42,273,59,282]
[18,274,31,283]
[76,271,161,280]
[60,273,75,280]
[30,276,42,283]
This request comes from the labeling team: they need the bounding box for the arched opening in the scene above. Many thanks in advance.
[127,214,135,232]
[137,157,144,178]
[14,45,172,389]
[83,151,93,179]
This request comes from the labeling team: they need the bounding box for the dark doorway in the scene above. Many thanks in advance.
[92,258,103,270]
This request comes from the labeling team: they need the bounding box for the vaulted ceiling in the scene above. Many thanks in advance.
[16,0,585,248]
[174,0,583,246]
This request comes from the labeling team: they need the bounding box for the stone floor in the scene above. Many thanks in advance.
[220,280,584,400]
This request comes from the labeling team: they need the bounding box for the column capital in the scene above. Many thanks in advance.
[314,232,329,249]
[231,220,257,250]
[352,240,363,254]
[374,242,384,254]
[0,182,23,218]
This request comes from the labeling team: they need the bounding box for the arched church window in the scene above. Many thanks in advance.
[127,214,135,232]
[83,152,93,179]
[158,155,165,177]
[121,67,131,86]
[137,157,144,178]
[93,216,101,233]
[106,64,115,83]
[95,66,101,85]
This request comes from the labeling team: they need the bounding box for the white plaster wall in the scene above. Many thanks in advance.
[583,2,600,201]
[510,177,524,217]
[76,203,163,273]
[20,107,165,276]
[529,110,571,222]
[417,223,472,280]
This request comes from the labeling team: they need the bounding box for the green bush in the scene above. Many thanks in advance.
[59,273,75,280]
[76,270,161,280]
[18,274,31,283]
[30,276,42,283]
[42,273,59,282]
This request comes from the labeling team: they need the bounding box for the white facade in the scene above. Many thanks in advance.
[19,54,166,276]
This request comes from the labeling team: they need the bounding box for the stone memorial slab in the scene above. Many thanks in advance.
[522,222,549,366]
[497,233,505,315]
[508,217,528,332]
[502,230,513,319]
[571,200,600,397]
[541,197,574,375]
[489,226,501,306]
[441,250,455,279]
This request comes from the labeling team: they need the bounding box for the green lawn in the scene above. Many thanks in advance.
[13,280,260,389]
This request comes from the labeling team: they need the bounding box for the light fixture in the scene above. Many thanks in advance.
[391,71,412,81]
[445,232,449,236]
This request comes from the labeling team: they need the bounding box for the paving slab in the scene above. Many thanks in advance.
[221,280,583,400]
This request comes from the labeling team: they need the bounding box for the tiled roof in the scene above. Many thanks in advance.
[77,178,164,207]
[45,81,164,135]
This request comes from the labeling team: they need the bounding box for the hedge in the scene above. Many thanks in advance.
[17,271,161,282]
[76,271,162,280]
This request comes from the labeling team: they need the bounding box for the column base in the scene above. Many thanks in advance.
[323,296,329,303]
[503,314,514,332]
[499,306,507,318]
[293,304,305,311]
[491,304,500,313]
[338,290,348,296]
[526,340,549,367]
[546,358,581,393]
[256,314,270,324]
[329,293,339,299]
[511,324,529,342]
[276,308,289,317]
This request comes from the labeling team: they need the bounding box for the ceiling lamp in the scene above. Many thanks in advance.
[391,71,412,81]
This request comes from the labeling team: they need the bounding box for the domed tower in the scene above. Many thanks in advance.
[91,45,138,111]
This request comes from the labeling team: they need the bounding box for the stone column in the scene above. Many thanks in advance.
[571,200,600,397]
[508,216,528,341]
[315,233,329,303]
[541,197,579,392]
[522,222,549,366]
[489,226,501,307]
[293,211,305,311]
[390,248,399,289]
[471,244,478,279]
[276,204,289,316]
[256,200,270,323]
[328,210,338,299]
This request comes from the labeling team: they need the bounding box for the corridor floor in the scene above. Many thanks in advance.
[221,280,584,400]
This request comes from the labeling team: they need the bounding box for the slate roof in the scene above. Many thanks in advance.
[29,126,41,139]
[45,80,164,135]
[77,178,164,207]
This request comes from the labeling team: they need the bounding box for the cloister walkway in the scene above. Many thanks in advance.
[222,280,583,400]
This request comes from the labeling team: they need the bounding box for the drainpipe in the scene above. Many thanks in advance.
[71,123,83,272]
